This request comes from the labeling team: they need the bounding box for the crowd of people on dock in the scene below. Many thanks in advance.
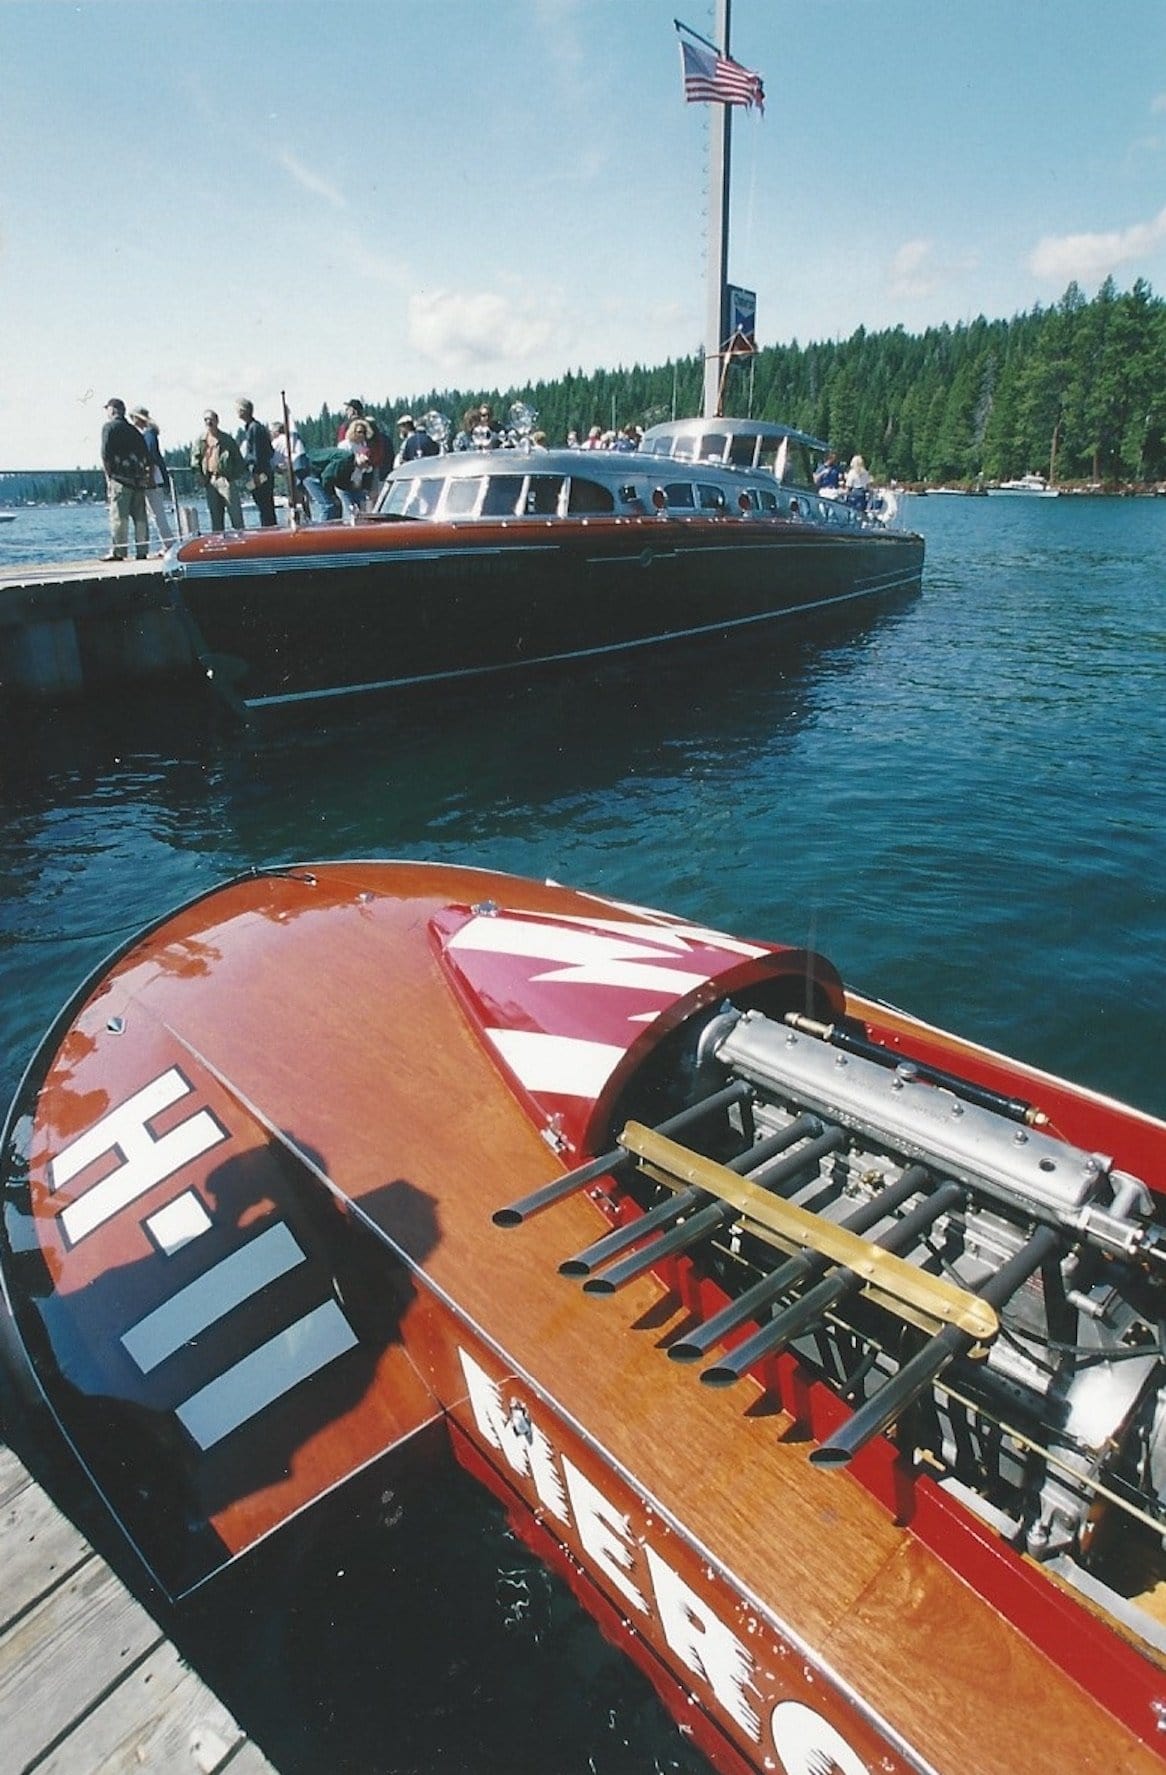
[98,394,637,554]
[100,395,279,559]
[98,392,877,555]
[97,396,455,553]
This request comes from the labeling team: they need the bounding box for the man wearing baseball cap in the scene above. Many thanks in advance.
[99,398,151,561]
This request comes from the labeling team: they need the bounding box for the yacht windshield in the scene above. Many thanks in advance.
[379,477,445,517]
[698,431,731,462]
[444,476,485,516]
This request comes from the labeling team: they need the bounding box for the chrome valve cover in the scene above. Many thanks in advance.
[713,1011,1117,1218]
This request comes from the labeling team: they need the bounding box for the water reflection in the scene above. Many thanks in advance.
[3,549,1164,1123]
[0,598,908,963]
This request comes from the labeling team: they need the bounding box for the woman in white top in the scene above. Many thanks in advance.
[845,453,872,510]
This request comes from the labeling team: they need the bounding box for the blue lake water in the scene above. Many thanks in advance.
[1,491,1164,1771]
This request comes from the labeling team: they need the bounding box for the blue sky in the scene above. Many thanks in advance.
[1,0,1163,470]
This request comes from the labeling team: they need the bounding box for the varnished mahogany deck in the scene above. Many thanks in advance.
[141,866,1164,1772]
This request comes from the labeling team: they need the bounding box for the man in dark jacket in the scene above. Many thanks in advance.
[235,399,278,526]
[397,415,440,462]
[320,434,377,520]
[100,398,151,561]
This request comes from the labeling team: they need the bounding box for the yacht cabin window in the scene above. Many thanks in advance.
[525,475,564,515]
[380,476,444,517]
[565,477,615,515]
[757,438,815,489]
[659,482,730,512]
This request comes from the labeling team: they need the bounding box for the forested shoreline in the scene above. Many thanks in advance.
[5,278,1163,503]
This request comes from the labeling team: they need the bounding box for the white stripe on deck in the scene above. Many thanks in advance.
[175,1299,358,1450]
[121,1222,306,1373]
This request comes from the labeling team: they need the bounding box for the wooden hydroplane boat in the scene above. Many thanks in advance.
[3,860,1165,1773]
[163,420,923,710]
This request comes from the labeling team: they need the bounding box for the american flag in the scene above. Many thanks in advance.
[677,26,765,114]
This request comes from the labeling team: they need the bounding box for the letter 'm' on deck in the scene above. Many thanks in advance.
[458,1347,569,1522]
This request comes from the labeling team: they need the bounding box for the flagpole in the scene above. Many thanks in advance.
[703,0,731,418]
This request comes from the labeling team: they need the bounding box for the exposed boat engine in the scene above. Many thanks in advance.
[519,995,1166,1649]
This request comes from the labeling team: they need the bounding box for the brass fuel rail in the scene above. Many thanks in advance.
[618,1121,999,1347]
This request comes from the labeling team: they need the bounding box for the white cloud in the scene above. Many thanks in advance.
[1028,205,1166,282]
[889,239,940,298]
[532,0,586,76]
[342,234,413,291]
[1152,92,1166,114]
[406,287,565,376]
[887,238,979,302]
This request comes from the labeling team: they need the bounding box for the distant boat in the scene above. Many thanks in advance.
[0,513,16,523]
[989,474,1059,498]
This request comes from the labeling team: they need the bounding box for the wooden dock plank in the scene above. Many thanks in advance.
[0,1443,277,1775]
[0,1453,93,1628]
[33,1641,247,1775]
[0,558,194,699]
[0,1558,163,1773]
[217,1746,280,1775]
[0,1446,30,1508]
[0,559,161,595]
